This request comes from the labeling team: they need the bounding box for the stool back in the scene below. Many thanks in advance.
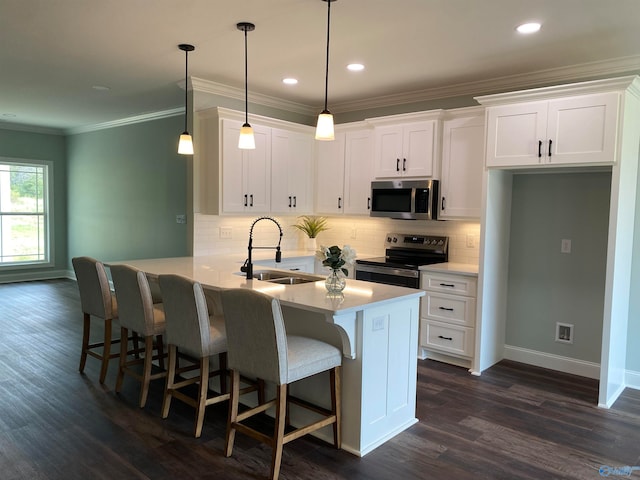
[72,256,115,319]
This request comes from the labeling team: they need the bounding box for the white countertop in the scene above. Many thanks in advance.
[419,262,479,276]
[108,254,424,316]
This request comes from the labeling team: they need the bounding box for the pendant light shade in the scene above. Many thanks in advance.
[237,22,256,150]
[177,44,195,155]
[316,0,336,141]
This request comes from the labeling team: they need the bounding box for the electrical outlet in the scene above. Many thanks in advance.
[351,228,357,239]
[220,227,232,239]
[556,322,574,344]
[175,214,186,224]
[466,234,476,248]
[372,316,385,331]
[561,239,572,254]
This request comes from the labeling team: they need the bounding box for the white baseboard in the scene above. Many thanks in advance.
[503,344,600,379]
[0,269,73,284]
[625,369,640,390]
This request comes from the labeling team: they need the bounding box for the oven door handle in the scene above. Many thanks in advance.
[355,263,419,279]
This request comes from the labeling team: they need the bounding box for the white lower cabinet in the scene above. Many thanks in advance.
[419,270,477,366]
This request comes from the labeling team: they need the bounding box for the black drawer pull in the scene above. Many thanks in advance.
[439,306,454,312]
[403,158,406,171]
[438,335,453,341]
[439,283,455,287]
[548,139,552,157]
[538,140,542,158]
[396,158,400,172]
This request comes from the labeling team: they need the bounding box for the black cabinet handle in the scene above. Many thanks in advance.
[439,306,454,312]
[288,196,292,208]
[293,196,296,208]
[367,197,371,210]
[538,140,542,158]
[438,335,453,341]
[250,194,253,207]
[439,283,455,287]
[442,197,446,211]
[403,158,406,171]
[396,158,400,172]
[338,197,342,209]
[244,194,248,207]
[548,139,552,157]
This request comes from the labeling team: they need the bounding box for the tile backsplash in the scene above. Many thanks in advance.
[194,214,480,265]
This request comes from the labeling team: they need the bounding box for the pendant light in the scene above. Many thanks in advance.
[177,43,195,155]
[237,22,256,149]
[316,0,336,141]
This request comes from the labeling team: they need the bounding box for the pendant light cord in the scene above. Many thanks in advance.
[184,49,189,132]
[244,28,249,125]
[323,0,331,111]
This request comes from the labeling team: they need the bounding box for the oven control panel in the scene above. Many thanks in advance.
[385,233,449,252]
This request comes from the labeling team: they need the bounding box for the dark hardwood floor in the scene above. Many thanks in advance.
[1,279,640,479]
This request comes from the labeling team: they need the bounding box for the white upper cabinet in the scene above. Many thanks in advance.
[221,119,271,213]
[484,92,620,168]
[315,126,374,216]
[373,119,439,178]
[439,109,485,219]
[271,128,314,214]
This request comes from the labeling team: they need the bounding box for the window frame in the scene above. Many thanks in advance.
[0,157,54,269]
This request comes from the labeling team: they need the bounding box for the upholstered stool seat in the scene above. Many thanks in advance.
[110,264,167,408]
[220,288,342,480]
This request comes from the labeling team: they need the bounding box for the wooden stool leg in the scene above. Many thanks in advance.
[161,345,177,419]
[115,326,128,393]
[79,313,90,373]
[270,384,287,480]
[139,335,154,408]
[99,318,113,384]
[219,352,227,394]
[156,334,165,370]
[224,370,240,457]
[194,357,210,438]
[331,366,341,448]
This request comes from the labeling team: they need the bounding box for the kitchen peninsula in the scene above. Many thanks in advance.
[108,254,425,457]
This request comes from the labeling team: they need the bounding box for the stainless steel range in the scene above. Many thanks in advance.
[355,233,449,288]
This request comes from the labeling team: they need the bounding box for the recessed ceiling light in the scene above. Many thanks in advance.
[347,63,365,72]
[2,113,17,118]
[516,22,541,34]
[282,78,298,85]
[92,85,110,91]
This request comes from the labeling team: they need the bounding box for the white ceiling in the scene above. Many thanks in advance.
[2,0,640,133]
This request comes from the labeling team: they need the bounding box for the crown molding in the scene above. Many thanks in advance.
[190,77,315,116]
[331,55,640,113]
[0,122,64,135]
[66,107,184,135]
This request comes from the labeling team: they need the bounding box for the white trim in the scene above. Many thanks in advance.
[503,344,600,379]
[66,107,184,135]
[625,370,640,390]
[0,122,64,135]
[598,383,626,409]
[0,269,71,284]
[191,77,315,116]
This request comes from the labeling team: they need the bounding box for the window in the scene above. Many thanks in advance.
[0,159,52,266]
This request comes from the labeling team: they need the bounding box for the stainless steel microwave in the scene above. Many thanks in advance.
[370,179,439,220]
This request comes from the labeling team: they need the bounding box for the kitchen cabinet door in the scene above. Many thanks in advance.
[440,114,484,219]
[221,119,271,213]
[343,129,374,215]
[546,92,619,165]
[374,121,436,178]
[485,101,547,167]
[314,133,346,214]
[271,128,314,214]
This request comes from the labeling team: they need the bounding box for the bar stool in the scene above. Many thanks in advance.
[220,288,342,480]
[110,264,166,408]
[158,274,231,438]
[72,256,121,384]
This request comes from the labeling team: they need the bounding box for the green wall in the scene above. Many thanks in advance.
[0,128,67,280]
[67,115,189,263]
[505,171,611,363]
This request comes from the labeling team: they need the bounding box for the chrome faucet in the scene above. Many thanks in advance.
[241,216,283,279]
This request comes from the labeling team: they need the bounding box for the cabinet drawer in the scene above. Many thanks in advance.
[420,292,476,326]
[421,319,474,357]
[421,272,477,296]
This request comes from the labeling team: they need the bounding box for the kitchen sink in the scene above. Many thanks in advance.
[251,270,321,285]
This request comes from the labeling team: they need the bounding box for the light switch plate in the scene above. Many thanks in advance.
[175,214,186,224]
[561,239,572,253]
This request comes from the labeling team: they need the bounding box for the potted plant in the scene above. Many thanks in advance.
[292,216,329,251]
